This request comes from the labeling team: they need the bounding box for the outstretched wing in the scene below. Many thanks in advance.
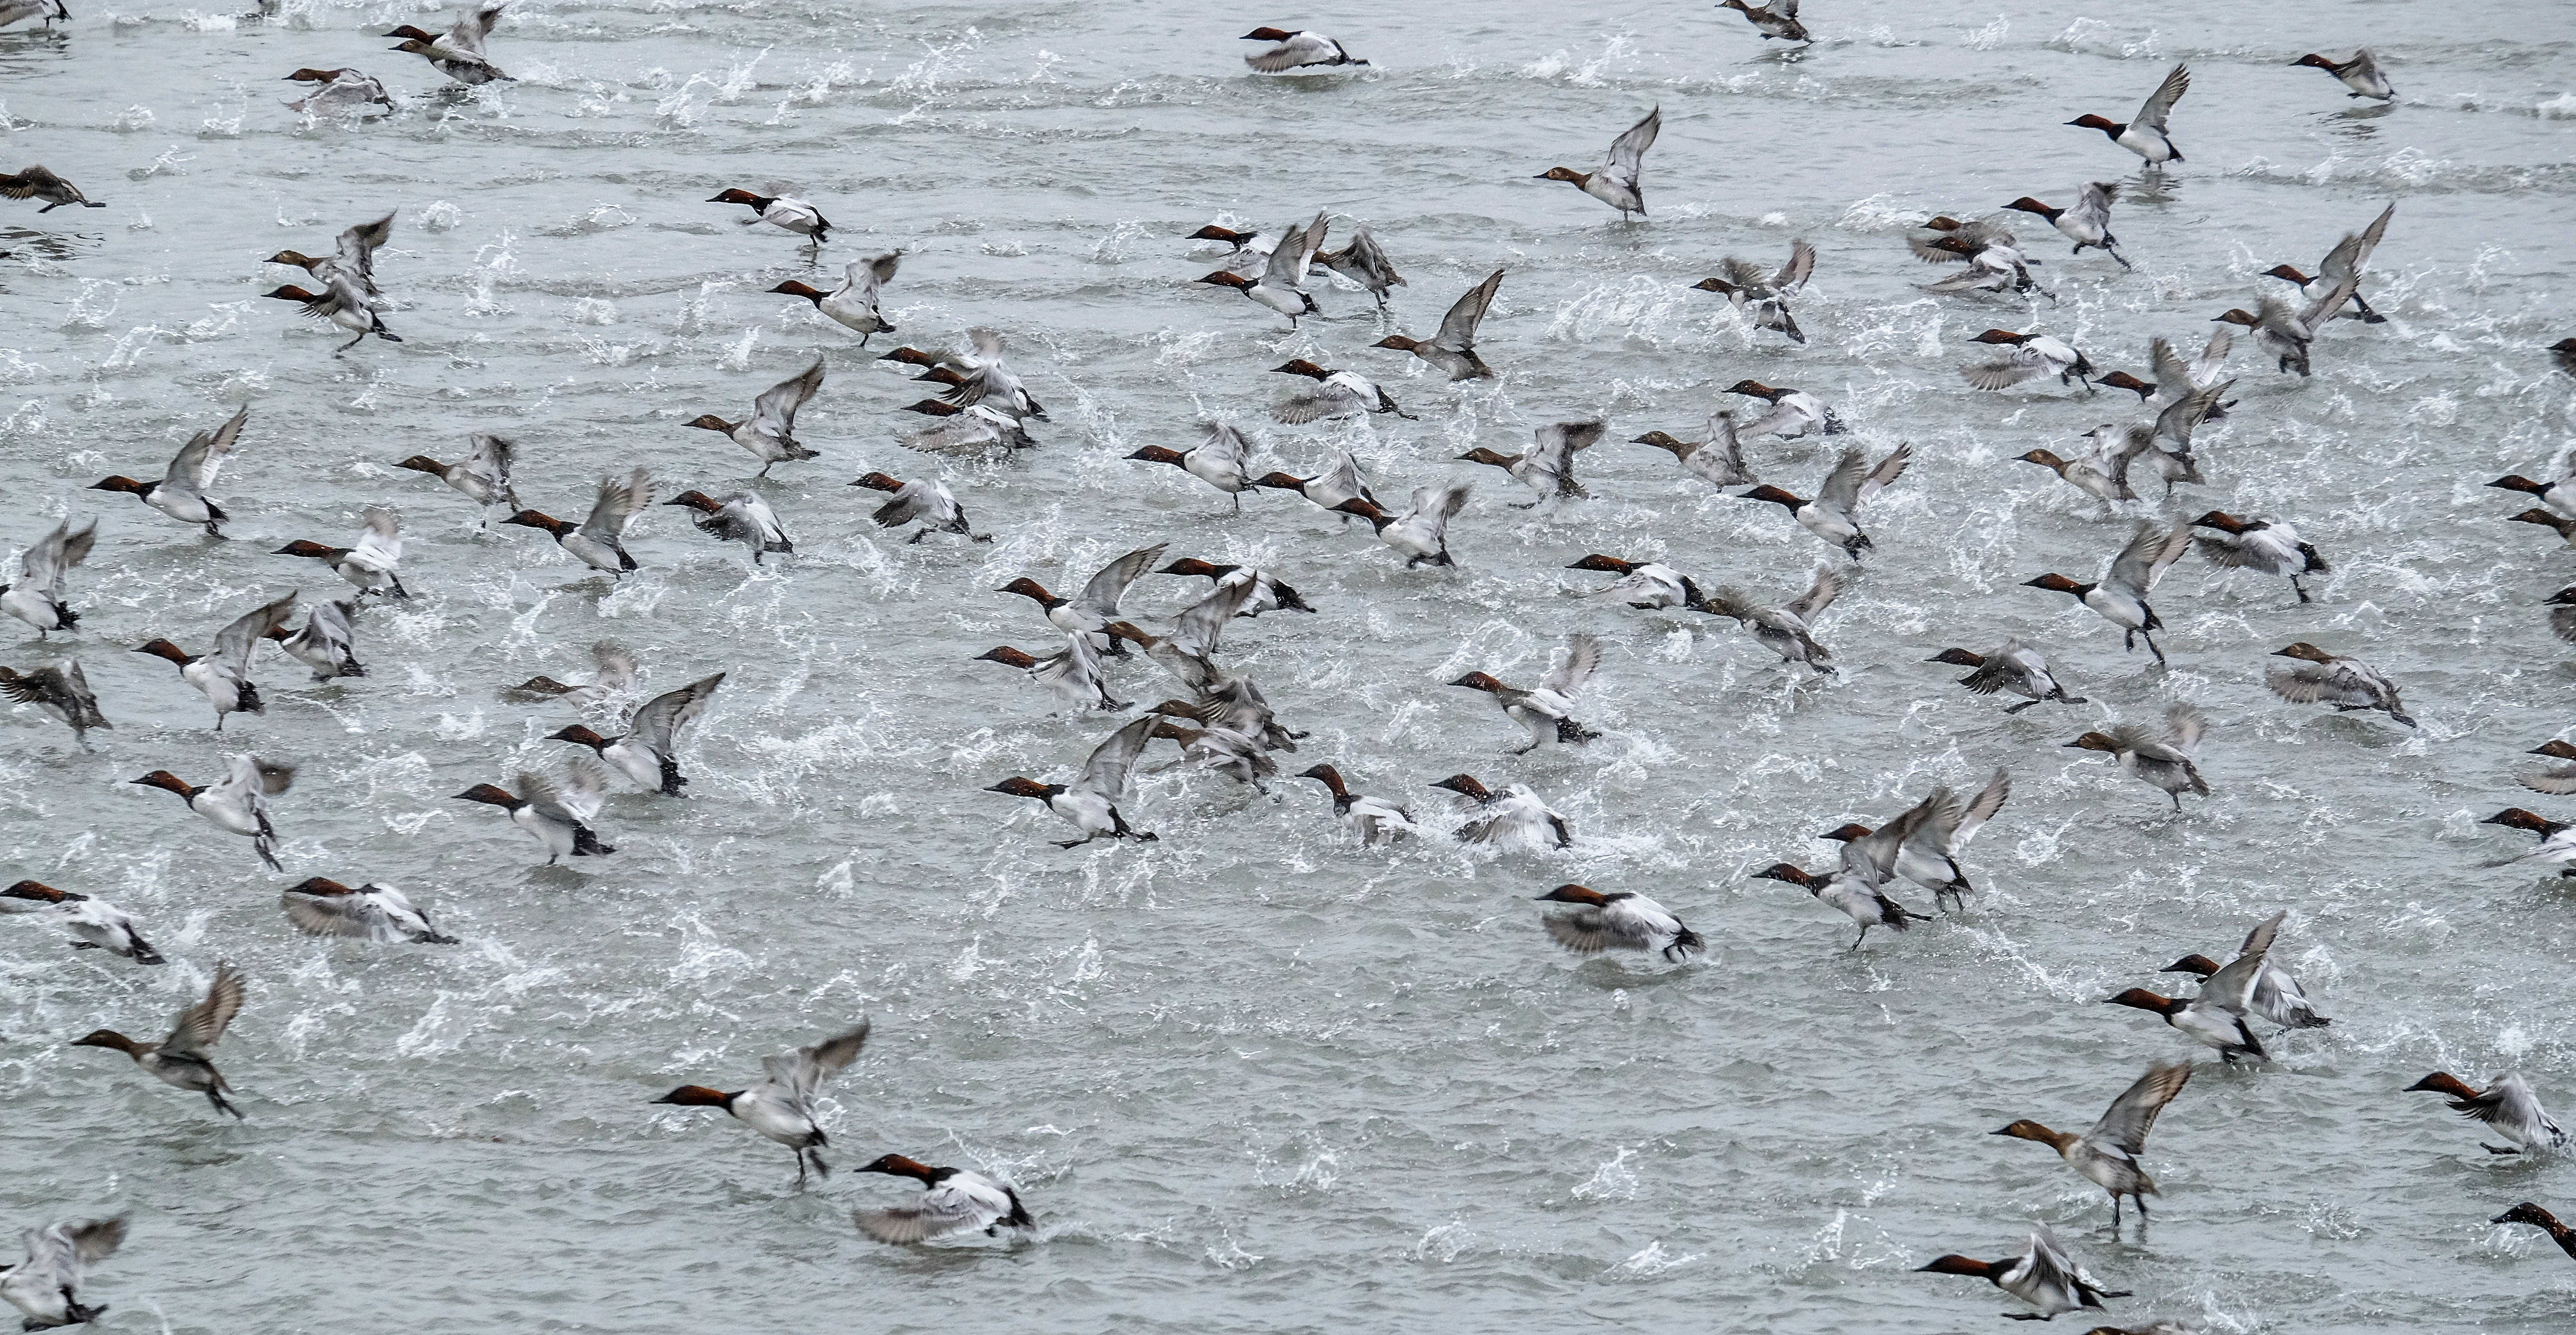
[1073,543,1170,620]
[1783,565,1841,624]
[170,406,251,493]
[1540,633,1600,697]
[2089,1059,2191,1154]
[1606,105,1661,178]
[164,961,246,1056]
[1075,714,1159,801]
[581,467,655,543]
[1437,269,1505,349]
[754,361,826,435]
[2135,62,2190,128]
[627,673,725,753]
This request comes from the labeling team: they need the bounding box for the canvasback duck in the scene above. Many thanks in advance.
[2,519,95,637]
[976,634,1124,713]
[2520,739,2576,795]
[2489,460,2576,519]
[1762,801,1935,947]
[1317,224,1404,306]
[2493,1203,2576,1260]
[2264,202,2394,323]
[284,67,394,115]
[395,433,518,521]
[72,962,247,1118]
[854,1154,1033,1245]
[1964,328,2097,392]
[264,275,400,352]
[280,878,454,944]
[501,467,653,574]
[0,0,70,28]
[134,591,298,729]
[2160,914,2330,1030]
[2106,911,2276,1061]
[1337,482,1472,568]
[1569,553,1707,612]
[266,212,394,306]
[1241,26,1367,71]
[1458,420,1604,508]
[1,881,160,964]
[1431,773,1571,849]
[550,672,724,796]
[997,542,1167,654]
[2101,334,2237,422]
[665,489,794,561]
[1295,764,1420,845]
[2267,642,2411,727]
[1740,444,1911,558]
[2018,433,2144,503]
[1537,106,1660,221]
[0,166,103,213]
[2191,511,2326,602]
[2481,807,2576,873]
[2004,183,2131,269]
[2026,521,2192,663]
[1270,359,1413,422]
[1716,0,1808,41]
[848,474,975,544]
[1374,268,1503,380]
[654,1021,870,1186]
[688,361,823,476]
[267,598,364,681]
[2212,268,2359,377]
[1448,632,1601,753]
[89,405,248,536]
[2069,63,2189,164]
[1535,884,1703,962]
[1248,449,1378,517]
[2067,703,2209,811]
[0,661,111,741]
[771,252,898,345]
[899,402,1036,457]
[707,187,827,244]
[1818,768,2010,911]
[131,755,295,871]
[1927,642,2086,713]
[452,763,615,863]
[275,505,408,598]
[1128,422,1251,511]
[1631,410,1756,488]
[1,1217,125,1331]
[504,641,636,705]
[1692,239,1815,343]
[883,328,1047,421]
[1196,213,1323,328]
[2407,1072,2567,1155]
[387,3,506,85]
[987,714,1160,847]
[1697,565,1840,673]
[2292,49,2394,100]
[1156,558,1311,615]
[1994,1060,2191,1231]
[1912,216,2047,299]
[1919,1227,2129,1321]
[1724,380,1844,439]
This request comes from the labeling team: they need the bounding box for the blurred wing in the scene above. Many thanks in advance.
[2164,702,2208,753]
[1858,443,1913,504]
[283,892,379,939]
[1541,633,1600,697]
[1606,106,1661,176]
[582,468,654,541]
[1074,543,1170,618]
[336,212,396,285]
[1077,715,1159,799]
[2089,1059,2191,1153]
[628,673,724,752]
[172,406,251,492]
[1784,565,1840,623]
[165,962,245,1055]
[2201,910,2280,1008]
[1542,908,1618,955]
[1815,448,1869,510]
[754,361,827,433]
[215,592,300,673]
[1773,238,1816,294]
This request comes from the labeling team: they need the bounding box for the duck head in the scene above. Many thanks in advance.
[984,777,1062,802]
[1925,648,1987,668]
[662,491,726,515]
[652,1085,740,1108]
[1915,1255,1999,1279]
[2159,953,2222,978]
[131,640,195,668]
[127,770,198,798]
[2271,641,2335,664]
[973,646,1039,671]
[1270,359,1332,381]
[2102,988,2182,1015]
[2016,449,2069,471]
[2095,371,2155,399]
[2211,308,2262,328]
[1126,444,1191,467]
[2022,573,2093,599]
[2000,197,2059,218]
[392,455,450,476]
[1445,671,1506,694]
[1294,764,1346,793]
[1747,863,1817,887]
[2483,808,2562,835]
[69,1029,140,1054]
[1566,554,1637,574]
[1968,329,2029,347]
[274,539,345,561]
[1194,271,1255,291]
[1534,167,1591,186]
[2404,1071,2481,1100]
[1534,884,1609,906]
[451,784,524,810]
[706,188,770,208]
[1427,774,1492,801]
[2064,731,2122,754]
[854,1153,938,1181]
[498,510,571,535]
[1722,379,1781,400]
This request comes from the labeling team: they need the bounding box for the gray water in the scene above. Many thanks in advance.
[3,0,2575,1329]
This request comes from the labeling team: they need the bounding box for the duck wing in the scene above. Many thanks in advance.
[163,961,246,1056]
[580,467,653,544]
[214,592,299,676]
[627,672,724,755]
[1605,105,1661,183]
[168,406,250,495]
[335,211,396,291]
[1539,632,1600,698]
[1072,543,1169,621]
[766,1020,870,1101]
[2198,910,2281,1011]
[1075,715,1159,802]
[1782,564,1841,624]
[2134,62,2190,129]
[465,433,518,507]
[2088,1059,2191,1155]
[753,360,826,436]
[1436,269,1506,350]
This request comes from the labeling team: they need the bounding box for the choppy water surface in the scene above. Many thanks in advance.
[4,0,2575,1329]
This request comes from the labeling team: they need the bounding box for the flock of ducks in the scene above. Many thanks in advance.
[2,1,2573,1328]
